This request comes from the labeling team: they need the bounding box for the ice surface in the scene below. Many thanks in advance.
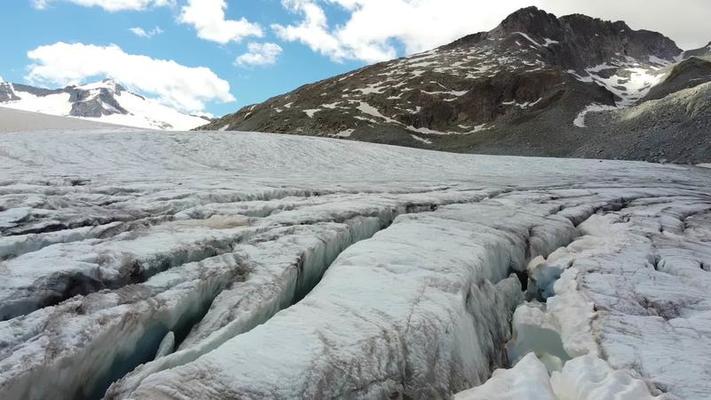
[503,192,711,399]
[0,129,709,399]
[551,355,665,400]
[454,353,665,400]
[454,353,557,400]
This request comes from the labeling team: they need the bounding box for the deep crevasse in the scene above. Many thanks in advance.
[109,194,629,399]
[459,194,711,400]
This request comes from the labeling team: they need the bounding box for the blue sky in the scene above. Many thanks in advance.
[1,0,709,117]
[0,0,366,116]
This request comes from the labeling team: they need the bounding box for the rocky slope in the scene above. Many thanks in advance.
[201,7,710,164]
[644,57,711,101]
[683,41,711,59]
[571,81,711,163]
[0,79,209,130]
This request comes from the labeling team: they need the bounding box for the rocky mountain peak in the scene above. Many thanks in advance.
[557,13,681,65]
[493,6,562,40]
[99,78,126,93]
[70,79,125,95]
[459,7,681,70]
[64,80,128,118]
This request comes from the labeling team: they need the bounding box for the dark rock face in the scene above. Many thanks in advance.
[66,83,128,118]
[555,15,680,68]
[200,7,709,163]
[491,7,680,69]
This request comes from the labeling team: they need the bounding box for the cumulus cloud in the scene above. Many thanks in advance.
[129,26,164,38]
[32,0,173,12]
[272,0,351,60]
[236,42,283,67]
[179,0,263,44]
[274,0,536,63]
[275,0,711,63]
[26,42,235,112]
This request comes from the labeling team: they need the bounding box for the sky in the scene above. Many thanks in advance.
[1,0,709,117]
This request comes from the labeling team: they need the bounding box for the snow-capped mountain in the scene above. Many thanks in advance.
[0,78,210,130]
[201,7,711,164]
[0,76,20,103]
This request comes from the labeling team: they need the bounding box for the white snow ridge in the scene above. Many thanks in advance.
[0,129,710,400]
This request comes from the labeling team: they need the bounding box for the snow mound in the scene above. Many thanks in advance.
[455,353,665,400]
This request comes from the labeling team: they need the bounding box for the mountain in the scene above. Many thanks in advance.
[201,7,711,164]
[0,78,210,131]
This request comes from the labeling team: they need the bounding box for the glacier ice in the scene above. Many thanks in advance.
[454,352,666,400]
[0,129,709,399]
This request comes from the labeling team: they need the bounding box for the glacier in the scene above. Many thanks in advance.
[0,129,709,399]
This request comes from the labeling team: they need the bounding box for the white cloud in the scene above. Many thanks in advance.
[275,0,711,63]
[179,0,263,44]
[26,42,235,112]
[32,0,173,12]
[542,0,711,50]
[273,0,351,60]
[274,0,537,63]
[129,26,164,38]
[236,42,283,66]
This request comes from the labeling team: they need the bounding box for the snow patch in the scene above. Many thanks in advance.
[333,128,354,138]
[514,32,542,47]
[543,38,559,47]
[502,98,542,109]
[3,90,73,116]
[574,103,618,127]
[410,134,432,145]
[356,102,400,124]
[303,109,320,118]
